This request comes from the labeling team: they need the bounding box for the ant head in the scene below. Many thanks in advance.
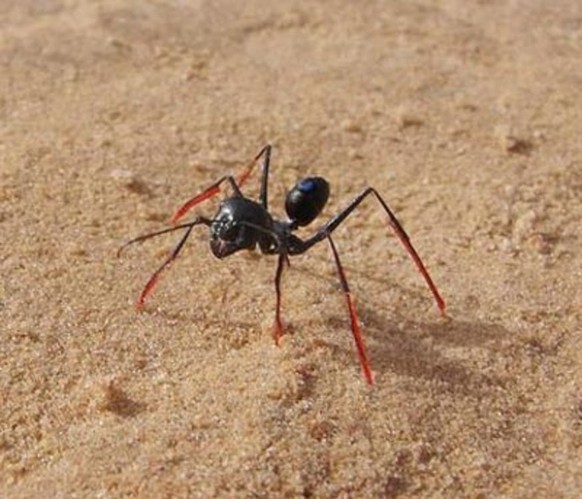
[285,177,329,227]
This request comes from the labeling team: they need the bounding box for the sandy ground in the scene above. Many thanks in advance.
[1,0,581,497]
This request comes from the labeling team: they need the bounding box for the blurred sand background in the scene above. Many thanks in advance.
[1,0,581,496]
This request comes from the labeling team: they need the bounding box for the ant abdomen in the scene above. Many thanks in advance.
[285,177,330,226]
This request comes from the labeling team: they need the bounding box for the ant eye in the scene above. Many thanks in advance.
[285,176,329,226]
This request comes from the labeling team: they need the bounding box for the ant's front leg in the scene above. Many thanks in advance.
[118,217,213,306]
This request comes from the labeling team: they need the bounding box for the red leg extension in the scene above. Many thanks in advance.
[171,186,220,224]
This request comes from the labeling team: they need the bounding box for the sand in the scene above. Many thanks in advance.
[1,0,581,497]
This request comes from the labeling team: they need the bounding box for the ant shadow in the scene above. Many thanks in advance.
[152,294,508,399]
[341,300,509,397]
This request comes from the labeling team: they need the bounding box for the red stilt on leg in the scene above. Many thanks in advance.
[327,235,374,385]
[236,157,257,186]
[171,186,220,224]
[138,269,163,308]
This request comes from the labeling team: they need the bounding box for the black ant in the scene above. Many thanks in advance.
[118,145,446,384]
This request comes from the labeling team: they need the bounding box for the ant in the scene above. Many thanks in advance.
[118,145,446,384]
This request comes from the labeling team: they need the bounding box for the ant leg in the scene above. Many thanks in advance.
[118,217,212,306]
[117,219,212,257]
[238,144,271,187]
[171,175,241,224]
[171,145,272,224]
[137,226,193,307]
[273,252,288,345]
[291,187,446,315]
[327,235,374,384]
[258,145,272,210]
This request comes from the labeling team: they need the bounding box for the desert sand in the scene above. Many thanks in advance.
[1,0,581,497]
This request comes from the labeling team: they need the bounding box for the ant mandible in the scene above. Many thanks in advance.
[118,145,446,384]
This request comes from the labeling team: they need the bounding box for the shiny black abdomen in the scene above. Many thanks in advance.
[285,177,330,227]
